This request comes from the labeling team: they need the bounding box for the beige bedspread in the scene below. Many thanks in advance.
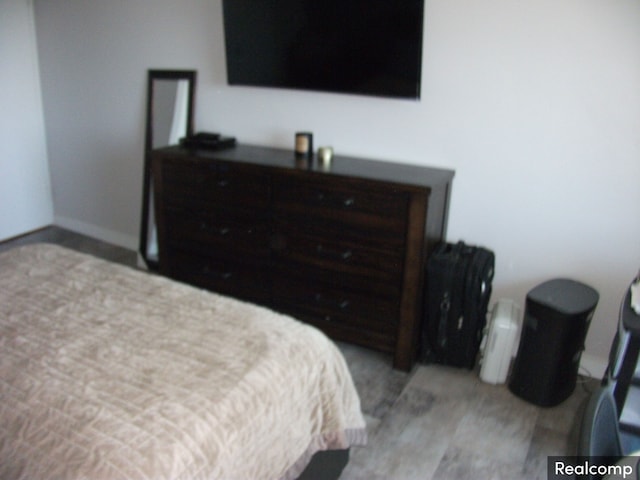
[0,244,366,479]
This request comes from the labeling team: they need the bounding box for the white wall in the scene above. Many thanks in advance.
[33,0,640,369]
[0,0,53,240]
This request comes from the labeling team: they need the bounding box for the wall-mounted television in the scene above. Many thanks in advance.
[222,1,425,100]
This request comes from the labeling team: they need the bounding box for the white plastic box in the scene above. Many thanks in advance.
[479,299,522,385]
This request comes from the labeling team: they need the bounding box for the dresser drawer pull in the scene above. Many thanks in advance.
[202,266,233,280]
[315,192,355,208]
[216,179,229,188]
[316,244,352,261]
[199,223,231,236]
[314,293,350,310]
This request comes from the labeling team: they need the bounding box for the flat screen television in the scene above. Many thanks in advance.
[222,1,425,100]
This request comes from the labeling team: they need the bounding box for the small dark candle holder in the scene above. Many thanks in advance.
[295,132,313,159]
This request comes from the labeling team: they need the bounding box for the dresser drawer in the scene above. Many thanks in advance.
[165,207,269,259]
[278,309,398,353]
[272,276,399,337]
[272,174,409,228]
[166,249,270,303]
[272,235,403,296]
[273,211,404,260]
[162,159,270,209]
[273,208,406,250]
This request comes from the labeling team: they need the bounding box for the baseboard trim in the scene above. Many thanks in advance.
[54,215,138,251]
[580,353,608,379]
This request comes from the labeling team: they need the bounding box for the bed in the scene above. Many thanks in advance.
[0,243,366,479]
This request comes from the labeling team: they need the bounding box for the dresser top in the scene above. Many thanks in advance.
[154,144,454,189]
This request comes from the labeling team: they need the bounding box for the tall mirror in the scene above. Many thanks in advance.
[139,69,196,270]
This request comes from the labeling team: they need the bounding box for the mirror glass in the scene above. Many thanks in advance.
[152,79,191,148]
[139,70,196,269]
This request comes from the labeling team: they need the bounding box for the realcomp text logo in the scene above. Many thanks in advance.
[548,456,639,479]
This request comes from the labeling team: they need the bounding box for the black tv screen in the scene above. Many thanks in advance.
[222,1,424,100]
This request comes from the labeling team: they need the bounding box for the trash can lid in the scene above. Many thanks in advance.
[527,278,599,315]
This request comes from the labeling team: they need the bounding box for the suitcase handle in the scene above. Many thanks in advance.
[438,294,451,348]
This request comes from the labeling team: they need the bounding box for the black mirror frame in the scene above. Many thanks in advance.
[139,69,196,270]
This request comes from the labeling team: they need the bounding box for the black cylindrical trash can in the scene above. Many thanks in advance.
[508,278,599,407]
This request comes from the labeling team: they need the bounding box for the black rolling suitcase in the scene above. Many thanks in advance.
[420,241,495,369]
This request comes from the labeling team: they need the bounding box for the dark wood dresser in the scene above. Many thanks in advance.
[151,144,454,370]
